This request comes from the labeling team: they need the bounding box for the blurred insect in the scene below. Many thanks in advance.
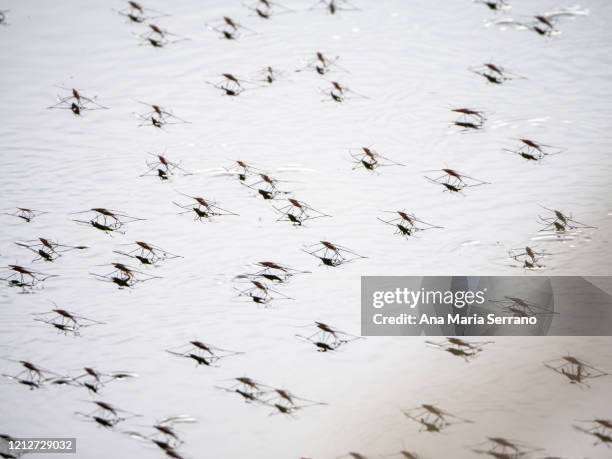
[2,207,48,223]
[0,265,57,290]
[402,404,473,432]
[32,307,105,336]
[451,108,487,130]
[225,159,264,182]
[262,388,326,416]
[1,360,63,390]
[538,206,595,234]
[138,24,188,48]
[216,377,268,403]
[425,168,489,194]
[140,152,192,180]
[15,238,87,263]
[0,10,9,25]
[378,211,442,238]
[173,192,239,221]
[507,246,548,270]
[296,51,348,75]
[489,296,556,318]
[322,80,367,103]
[302,241,366,267]
[47,86,108,116]
[72,367,138,394]
[114,241,181,266]
[425,338,493,361]
[91,263,160,289]
[528,7,589,36]
[72,208,145,235]
[350,147,404,172]
[470,438,543,457]
[544,355,610,386]
[235,279,293,306]
[134,101,190,129]
[238,261,310,283]
[206,16,256,40]
[242,173,289,200]
[166,341,243,367]
[503,138,566,162]
[573,419,612,447]
[125,415,197,451]
[474,0,509,11]
[206,73,252,96]
[256,66,286,85]
[382,450,422,459]
[115,1,167,23]
[310,0,359,15]
[470,62,524,84]
[76,401,141,428]
[296,321,362,352]
[245,0,293,19]
[274,198,331,226]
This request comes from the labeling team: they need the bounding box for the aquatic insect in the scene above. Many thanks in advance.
[246,0,293,20]
[469,62,525,84]
[378,210,443,238]
[115,1,167,23]
[349,147,404,171]
[504,138,566,162]
[72,208,145,235]
[296,321,362,352]
[538,205,595,234]
[507,246,548,270]
[0,10,10,26]
[256,66,286,85]
[296,51,348,75]
[402,404,473,432]
[474,0,509,11]
[72,368,138,394]
[47,86,108,115]
[76,401,141,428]
[544,355,610,386]
[15,238,87,262]
[173,192,239,221]
[216,377,269,403]
[166,341,243,367]
[322,80,367,103]
[262,388,326,416]
[140,152,193,180]
[573,419,612,447]
[114,241,181,266]
[425,338,493,361]
[302,241,366,267]
[206,16,256,40]
[470,438,543,457]
[2,207,48,223]
[242,173,289,200]
[91,262,161,289]
[125,415,197,451]
[32,307,105,336]
[0,265,58,290]
[528,7,589,36]
[206,73,252,96]
[274,198,331,226]
[425,168,489,194]
[489,296,556,318]
[237,261,310,284]
[310,0,359,15]
[235,279,293,306]
[225,159,264,182]
[138,24,187,48]
[134,101,190,129]
[451,107,487,130]
[1,360,64,390]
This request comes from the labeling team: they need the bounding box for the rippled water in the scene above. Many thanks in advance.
[1,0,612,458]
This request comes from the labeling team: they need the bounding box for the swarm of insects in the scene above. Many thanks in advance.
[2,207,48,223]
[573,419,612,448]
[32,306,105,336]
[470,437,544,458]
[350,147,404,172]
[91,263,160,289]
[242,173,289,200]
[451,108,487,130]
[322,80,367,103]
[0,265,57,291]
[246,0,293,20]
[296,321,362,352]
[296,51,349,75]
[15,238,87,263]
[1,360,65,390]
[504,138,566,162]
[234,279,294,306]
[544,355,610,386]
[206,16,256,40]
[134,101,190,129]
[425,168,489,194]
[115,1,168,24]
[310,0,359,15]
[47,86,108,116]
[302,241,366,267]
[425,337,493,361]
[402,403,473,432]
[173,192,239,221]
[538,206,595,234]
[489,296,556,318]
[114,241,181,266]
[470,62,525,84]
[237,261,310,284]
[166,341,243,367]
[274,198,331,226]
[72,208,145,235]
[378,210,443,239]
[71,367,138,394]
[75,401,141,429]
[507,245,548,270]
[140,152,192,181]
